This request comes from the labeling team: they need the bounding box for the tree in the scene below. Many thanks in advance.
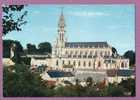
[2,5,27,35]
[86,77,93,87]
[105,83,125,96]
[119,78,135,96]
[3,40,23,62]
[3,64,49,97]
[26,43,37,54]
[38,42,52,54]
[123,50,135,66]
[75,79,80,86]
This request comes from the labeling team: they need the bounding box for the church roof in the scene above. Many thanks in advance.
[65,42,109,48]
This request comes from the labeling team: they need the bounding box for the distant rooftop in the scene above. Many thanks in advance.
[65,42,109,48]
[75,72,107,82]
[107,69,135,77]
[47,70,74,78]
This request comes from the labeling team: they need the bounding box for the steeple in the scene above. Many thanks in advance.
[52,8,67,58]
[57,7,66,48]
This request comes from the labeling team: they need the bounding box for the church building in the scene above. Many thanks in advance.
[31,10,129,71]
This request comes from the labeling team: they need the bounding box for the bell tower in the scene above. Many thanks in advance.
[53,8,67,58]
[57,7,66,48]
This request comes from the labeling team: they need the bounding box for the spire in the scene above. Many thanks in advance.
[61,7,64,16]
[57,7,66,46]
[58,7,65,28]
[53,7,67,58]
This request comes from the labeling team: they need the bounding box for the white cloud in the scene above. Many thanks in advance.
[68,11,110,17]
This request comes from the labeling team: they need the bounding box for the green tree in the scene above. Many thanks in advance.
[86,77,93,87]
[123,50,135,67]
[38,42,52,54]
[54,86,79,96]
[26,43,37,54]
[3,64,49,97]
[106,83,125,96]
[119,78,135,96]
[2,5,27,35]
[3,40,23,63]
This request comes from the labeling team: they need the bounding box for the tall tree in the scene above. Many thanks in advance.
[2,5,27,35]
[123,50,135,66]
[3,40,23,60]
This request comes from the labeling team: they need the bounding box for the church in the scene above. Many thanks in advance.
[31,10,129,71]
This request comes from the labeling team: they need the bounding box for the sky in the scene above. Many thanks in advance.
[3,4,135,55]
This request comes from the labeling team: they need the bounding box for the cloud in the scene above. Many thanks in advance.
[67,11,110,17]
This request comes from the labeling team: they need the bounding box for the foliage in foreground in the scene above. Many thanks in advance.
[2,5,27,35]
[3,64,135,97]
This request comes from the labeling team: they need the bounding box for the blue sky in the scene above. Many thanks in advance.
[3,4,135,55]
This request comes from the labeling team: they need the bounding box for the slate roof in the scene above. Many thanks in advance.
[47,70,74,78]
[65,42,109,48]
[117,69,135,76]
[107,69,135,77]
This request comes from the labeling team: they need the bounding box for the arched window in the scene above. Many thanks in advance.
[78,61,80,66]
[56,60,58,66]
[73,61,76,66]
[83,61,86,66]
[121,62,125,68]
[68,60,71,65]
[89,61,91,67]
[98,61,101,67]
[62,60,65,65]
